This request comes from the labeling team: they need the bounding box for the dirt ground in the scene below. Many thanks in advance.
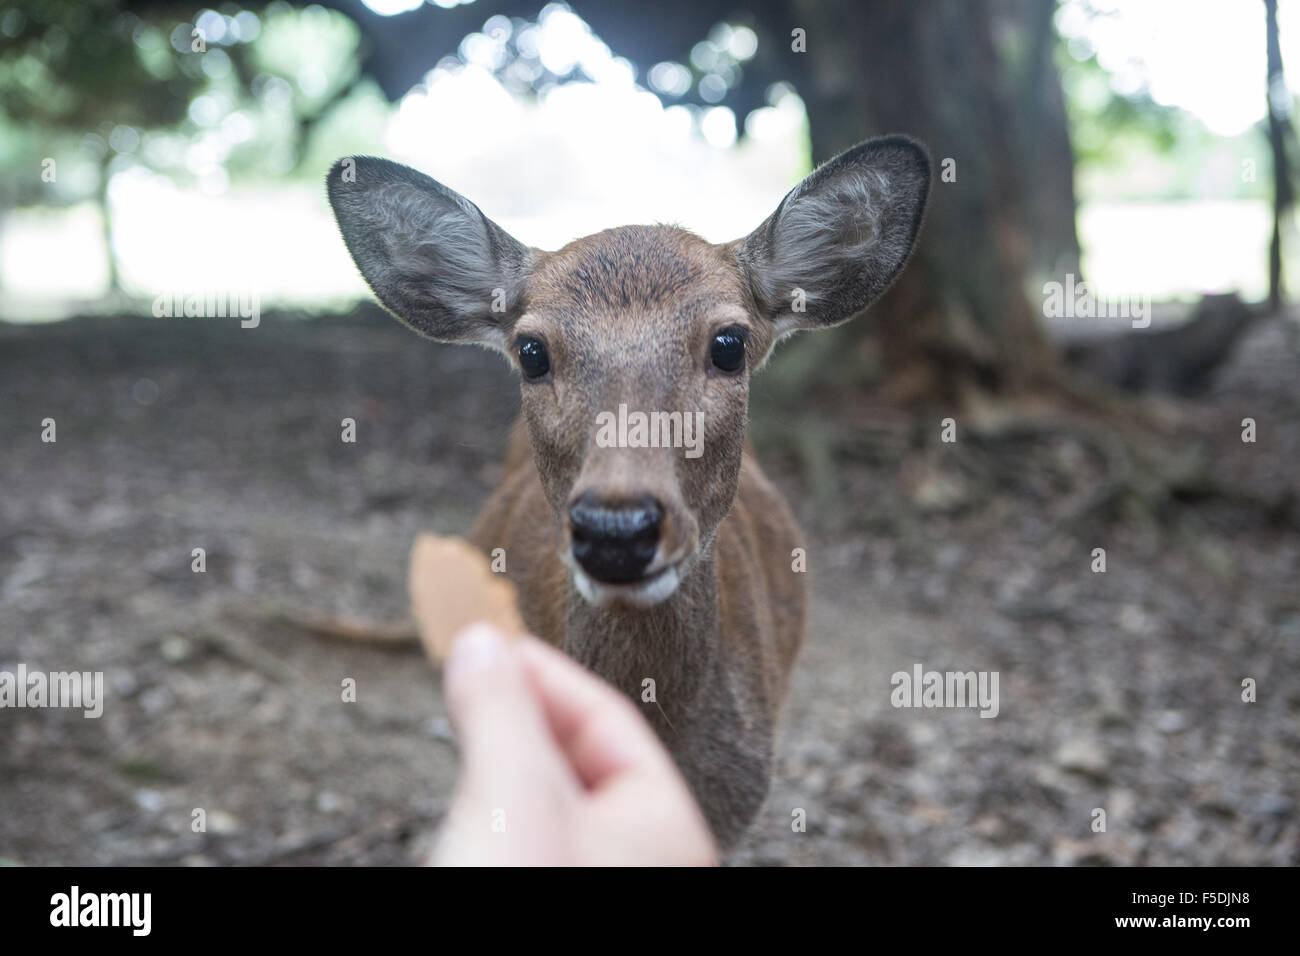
[1,305,1296,865]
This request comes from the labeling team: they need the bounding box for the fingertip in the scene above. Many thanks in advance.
[442,623,526,720]
[448,622,510,671]
[440,623,561,789]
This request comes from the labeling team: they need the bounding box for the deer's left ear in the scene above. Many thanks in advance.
[735,135,930,335]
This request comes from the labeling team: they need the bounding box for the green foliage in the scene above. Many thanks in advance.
[0,0,379,203]
[0,1,199,130]
[1057,21,1269,202]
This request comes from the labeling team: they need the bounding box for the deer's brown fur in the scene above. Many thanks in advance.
[327,136,930,846]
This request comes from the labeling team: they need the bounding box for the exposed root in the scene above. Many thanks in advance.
[756,365,1293,540]
[270,610,420,649]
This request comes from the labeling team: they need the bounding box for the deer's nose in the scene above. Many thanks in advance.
[569,493,663,584]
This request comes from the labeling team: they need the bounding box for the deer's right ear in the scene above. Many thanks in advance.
[326,156,533,350]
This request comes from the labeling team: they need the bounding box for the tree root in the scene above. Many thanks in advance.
[754,372,1292,540]
[269,609,420,649]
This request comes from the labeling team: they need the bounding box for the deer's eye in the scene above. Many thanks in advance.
[517,337,550,379]
[710,329,746,373]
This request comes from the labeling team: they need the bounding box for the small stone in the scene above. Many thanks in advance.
[1155,710,1188,734]
[131,378,160,405]
[111,669,139,696]
[936,544,964,569]
[949,845,1007,866]
[425,716,455,742]
[1118,604,1153,637]
[1051,835,1135,866]
[911,800,949,825]
[208,810,240,835]
[910,469,967,513]
[139,685,173,714]
[160,635,192,663]
[1255,795,1294,819]
[1056,736,1109,779]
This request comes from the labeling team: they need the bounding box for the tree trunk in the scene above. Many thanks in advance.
[1265,0,1292,313]
[788,0,1065,405]
[1011,0,1081,282]
[99,153,122,296]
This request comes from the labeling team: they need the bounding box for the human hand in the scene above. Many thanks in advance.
[430,623,717,866]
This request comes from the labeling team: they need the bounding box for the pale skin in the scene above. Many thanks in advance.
[431,624,717,866]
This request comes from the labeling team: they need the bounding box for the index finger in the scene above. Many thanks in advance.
[514,636,683,791]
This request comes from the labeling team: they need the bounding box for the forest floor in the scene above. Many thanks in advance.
[1,304,1296,866]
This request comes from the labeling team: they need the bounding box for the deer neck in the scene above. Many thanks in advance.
[562,546,721,717]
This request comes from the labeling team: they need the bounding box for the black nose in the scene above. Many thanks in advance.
[569,493,663,584]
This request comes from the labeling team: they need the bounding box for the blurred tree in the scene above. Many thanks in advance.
[1264,0,1293,312]
[314,0,1079,405]
[5,0,1079,401]
[781,0,1072,405]
[0,0,205,291]
[0,1,365,293]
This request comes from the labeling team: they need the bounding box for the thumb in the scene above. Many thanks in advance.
[442,624,572,800]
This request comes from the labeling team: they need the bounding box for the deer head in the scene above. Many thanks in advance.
[327,136,929,609]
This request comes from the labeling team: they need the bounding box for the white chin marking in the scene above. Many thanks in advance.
[573,566,681,608]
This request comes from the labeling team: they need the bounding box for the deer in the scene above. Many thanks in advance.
[326,135,930,848]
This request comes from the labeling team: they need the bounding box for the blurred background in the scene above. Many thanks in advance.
[0,0,1296,866]
[1,0,1299,317]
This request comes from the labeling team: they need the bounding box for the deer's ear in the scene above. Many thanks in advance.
[327,156,533,349]
[736,135,930,334]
